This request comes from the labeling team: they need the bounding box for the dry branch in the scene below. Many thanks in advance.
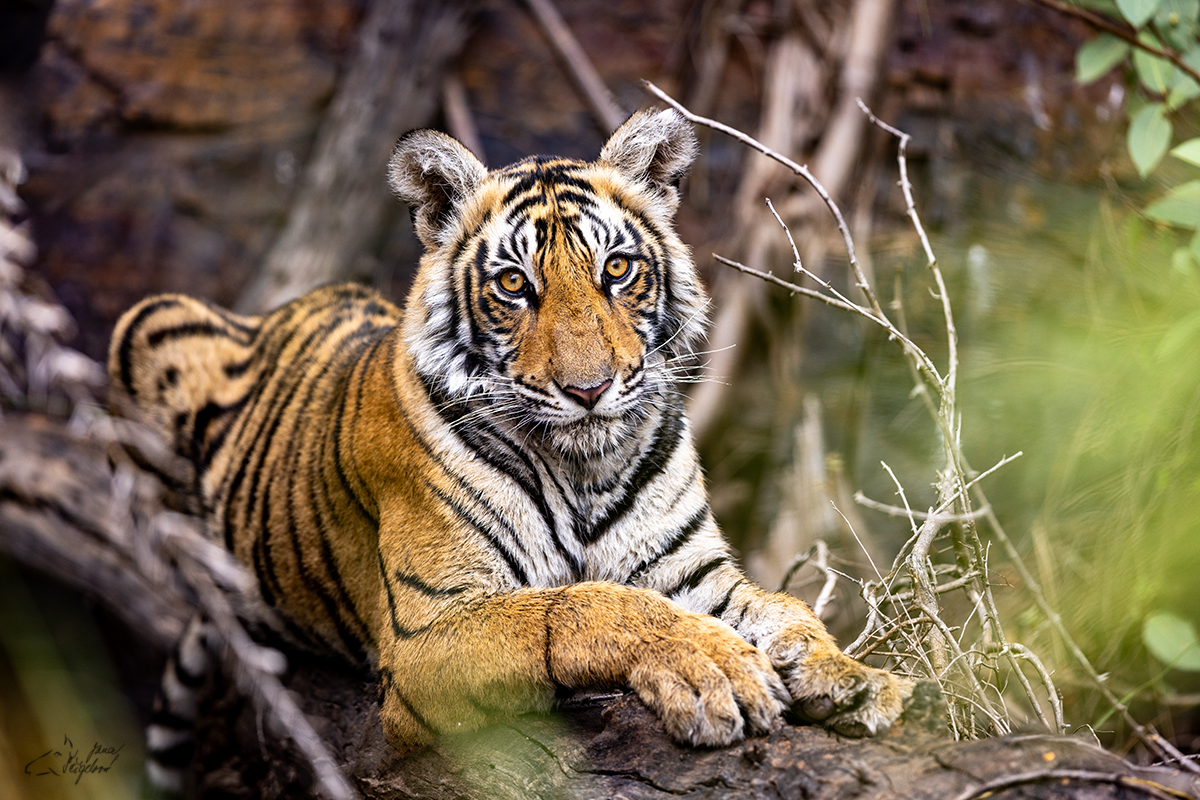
[642,82,1071,741]
[522,0,625,133]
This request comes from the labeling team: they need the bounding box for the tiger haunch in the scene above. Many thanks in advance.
[110,108,913,774]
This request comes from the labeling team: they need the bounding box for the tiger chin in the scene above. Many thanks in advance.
[110,108,914,778]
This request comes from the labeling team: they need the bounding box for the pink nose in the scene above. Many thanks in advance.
[560,379,612,409]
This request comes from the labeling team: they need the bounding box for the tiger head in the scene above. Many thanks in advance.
[389,109,707,457]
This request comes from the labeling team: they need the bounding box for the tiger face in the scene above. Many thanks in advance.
[390,110,708,457]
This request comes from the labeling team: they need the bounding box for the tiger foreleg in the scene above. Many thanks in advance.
[375,582,789,751]
[727,582,914,737]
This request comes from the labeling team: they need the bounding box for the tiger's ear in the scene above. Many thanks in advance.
[599,108,698,213]
[388,130,487,248]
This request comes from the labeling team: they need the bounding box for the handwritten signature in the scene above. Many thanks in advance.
[24,736,123,784]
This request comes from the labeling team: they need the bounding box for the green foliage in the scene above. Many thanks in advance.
[1076,0,1200,263]
[1128,102,1172,174]
[1143,611,1200,671]
[1116,0,1162,28]
[1076,35,1130,82]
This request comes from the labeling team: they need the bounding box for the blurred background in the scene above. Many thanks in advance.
[1,0,1199,796]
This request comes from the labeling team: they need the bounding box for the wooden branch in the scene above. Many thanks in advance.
[236,0,478,314]
[0,416,189,649]
[522,0,625,133]
[1028,0,1200,87]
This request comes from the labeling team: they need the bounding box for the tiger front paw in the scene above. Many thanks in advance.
[767,633,914,737]
[629,614,789,747]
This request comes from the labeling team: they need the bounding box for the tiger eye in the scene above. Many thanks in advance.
[497,269,527,294]
[604,255,631,280]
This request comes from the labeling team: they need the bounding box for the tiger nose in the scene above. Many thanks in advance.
[560,379,612,410]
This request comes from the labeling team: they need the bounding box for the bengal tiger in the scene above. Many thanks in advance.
[109,108,913,787]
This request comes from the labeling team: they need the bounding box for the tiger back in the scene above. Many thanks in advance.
[110,109,913,781]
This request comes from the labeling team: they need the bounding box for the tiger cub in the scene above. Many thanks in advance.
[110,108,913,767]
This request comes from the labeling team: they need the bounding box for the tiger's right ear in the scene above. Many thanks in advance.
[388,130,487,248]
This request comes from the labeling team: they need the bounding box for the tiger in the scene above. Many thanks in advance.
[109,108,914,786]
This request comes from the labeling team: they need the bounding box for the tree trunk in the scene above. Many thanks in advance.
[235,0,478,314]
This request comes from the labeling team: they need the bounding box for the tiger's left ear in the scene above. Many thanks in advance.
[389,129,488,248]
[599,108,698,214]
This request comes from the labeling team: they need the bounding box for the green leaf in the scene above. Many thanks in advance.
[1144,180,1200,226]
[1170,137,1200,166]
[1118,0,1164,26]
[1077,0,1122,12]
[1128,103,1173,176]
[1157,0,1200,48]
[1135,33,1173,92]
[1077,35,1130,84]
[1167,74,1200,109]
[1143,611,1200,671]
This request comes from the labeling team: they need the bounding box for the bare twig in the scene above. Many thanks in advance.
[645,81,888,324]
[442,73,485,161]
[974,488,1200,774]
[950,768,1190,800]
[523,0,625,133]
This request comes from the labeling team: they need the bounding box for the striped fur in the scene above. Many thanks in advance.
[110,109,912,770]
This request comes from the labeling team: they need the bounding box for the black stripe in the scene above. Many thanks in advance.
[191,396,248,464]
[117,298,180,398]
[246,321,336,607]
[305,411,374,656]
[583,404,684,544]
[330,335,385,525]
[147,740,194,768]
[393,571,467,598]
[392,686,436,733]
[626,505,709,582]
[218,289,357,553]
[426,480,529,586]
[275,323,384,657]
[223,356,254,379]
[216,297,313,550]
[378,554,434,640]
[383,345,532,565]
[666,556,729,598]
[146,320,251,348]
[709,579,743,619]
[415,371,580,577]
[200,298,259,336]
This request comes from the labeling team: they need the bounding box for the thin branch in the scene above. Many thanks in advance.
[524,0,625,132]
[1028,0,1200,87]
[973,485,1200,774]
[950,768,1190,800]
[711,254,942,384]
[644,81,890,325]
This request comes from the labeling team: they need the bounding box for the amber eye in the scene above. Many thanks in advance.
[496,269,527,295]
[604,255,631,281]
